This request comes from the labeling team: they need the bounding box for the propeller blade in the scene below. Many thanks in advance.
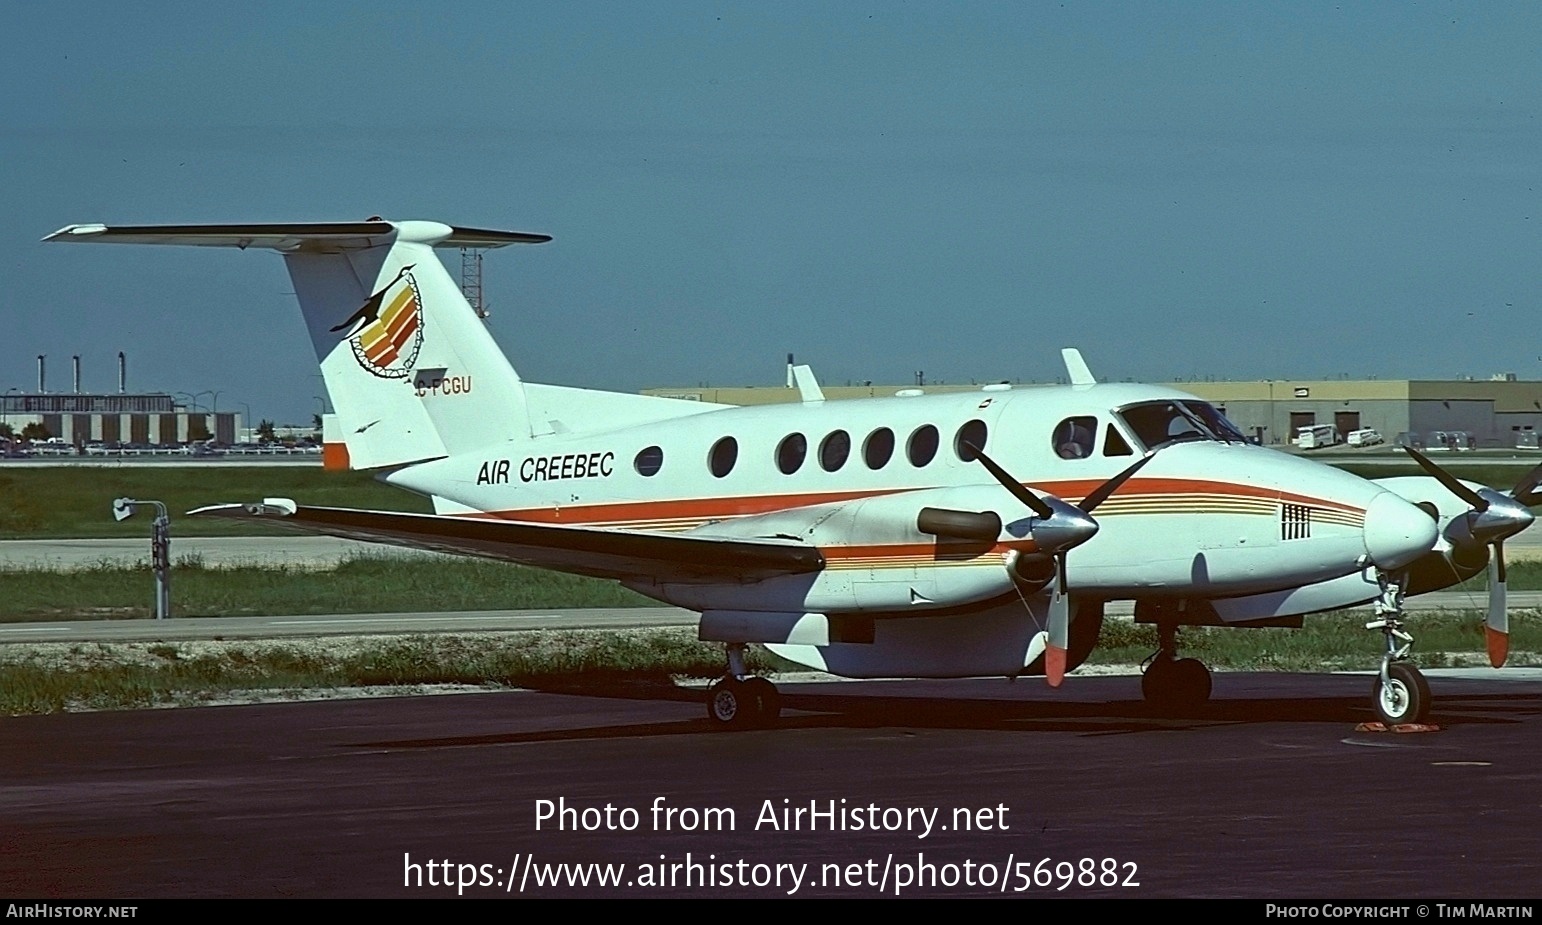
[967,443,1054,519]
[1512,462,1542,507]
[1403,446,1489,512]
[1023,630,1049,671]
[1487,541,1510,669]
[1080,452,1157,514]
[1045,554,1069,687]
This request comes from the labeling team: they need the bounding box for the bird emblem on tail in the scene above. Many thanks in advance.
[331,264,423,379]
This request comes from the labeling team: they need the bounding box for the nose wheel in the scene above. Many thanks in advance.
[706,645,781,729]
[1373,661,1430,725]
[1139,623,1212,710]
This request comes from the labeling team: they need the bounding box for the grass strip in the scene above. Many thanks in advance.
[0,629,779,715]
[0,554,652,621]
[1088,609,1542,671]
[0,466,427,539]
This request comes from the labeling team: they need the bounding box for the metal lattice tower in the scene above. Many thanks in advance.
[459,247,488,319]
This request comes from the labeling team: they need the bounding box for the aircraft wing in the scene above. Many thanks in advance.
[189,501,823,583]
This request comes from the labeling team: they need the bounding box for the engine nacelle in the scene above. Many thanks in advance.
[650,485,1041,613]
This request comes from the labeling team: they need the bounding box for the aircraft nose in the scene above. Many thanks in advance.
[1363,490,1440,571]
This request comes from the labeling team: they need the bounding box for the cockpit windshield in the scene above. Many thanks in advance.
[1115,400,1247,451]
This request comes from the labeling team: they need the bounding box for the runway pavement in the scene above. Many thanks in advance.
[0,607,698,642]
[3,670,1540,898]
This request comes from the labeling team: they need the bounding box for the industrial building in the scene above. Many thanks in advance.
[1,354,240,446]
[644,371,1542,450]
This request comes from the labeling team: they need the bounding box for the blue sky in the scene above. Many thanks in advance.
[4,2,1540,424]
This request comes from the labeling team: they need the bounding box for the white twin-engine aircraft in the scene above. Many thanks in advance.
[47,219,1542,728]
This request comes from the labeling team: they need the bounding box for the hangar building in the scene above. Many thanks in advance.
[0,392,240,446]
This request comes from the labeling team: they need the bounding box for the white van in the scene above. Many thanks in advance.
[1295,424,1340,450]
[1346,428,1383,447]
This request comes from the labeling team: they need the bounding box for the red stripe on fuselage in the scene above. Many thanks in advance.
[449,477,1364,528]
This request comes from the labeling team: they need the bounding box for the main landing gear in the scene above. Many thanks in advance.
[1139,622,1213,711]
[1367,572,1431,726]
[706,644,782,729]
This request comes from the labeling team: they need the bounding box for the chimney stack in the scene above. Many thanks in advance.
[72,355,81,394]
[36,355,45,393]
[118,352,126,394]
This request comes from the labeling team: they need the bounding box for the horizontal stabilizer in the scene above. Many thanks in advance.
[44,221,550,250]
[190,502,824,584]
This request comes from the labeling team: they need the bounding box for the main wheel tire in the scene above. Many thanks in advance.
[707,677,748,728]
[1140,657,1173,704]
[1141,657,1211,710]
[743,677,781,726]
[1171,658,1212,706]
[1373,662,1431,725]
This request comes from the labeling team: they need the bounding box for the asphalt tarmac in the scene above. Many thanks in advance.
[3,669,1540,899]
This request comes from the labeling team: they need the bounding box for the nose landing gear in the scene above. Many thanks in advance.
[1367,572,1430,725]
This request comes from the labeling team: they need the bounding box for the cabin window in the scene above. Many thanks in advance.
[634,445,664,476]
[863,427,895,469]
[709,436,738,478]
[1103,424,1133,457]
[907,424,940,467]
[820,429,851,472]
[954,419,988,461]
[776,433,807,475]
[1052,417,1097,459]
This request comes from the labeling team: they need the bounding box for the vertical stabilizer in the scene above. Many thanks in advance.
[45,219,552,469]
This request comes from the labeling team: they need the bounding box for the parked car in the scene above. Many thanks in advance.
[1346,428,1383,447]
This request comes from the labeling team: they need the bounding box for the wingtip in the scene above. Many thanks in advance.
[43,223,107,242]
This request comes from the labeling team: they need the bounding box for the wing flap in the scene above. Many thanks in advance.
[190,502,823,583]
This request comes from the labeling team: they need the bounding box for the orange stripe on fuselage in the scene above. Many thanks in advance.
[458,488,895,524]
[821,541,1034,562]
[451,477,1365,528]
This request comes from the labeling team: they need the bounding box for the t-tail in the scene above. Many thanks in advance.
[44,220,550,469]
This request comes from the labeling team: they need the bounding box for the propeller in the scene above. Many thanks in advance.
[1402,446,1541,667]
[967,443,1156,685]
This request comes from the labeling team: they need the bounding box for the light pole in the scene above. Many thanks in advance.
[112,497,171,619]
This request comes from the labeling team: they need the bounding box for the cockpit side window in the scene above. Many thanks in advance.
[1052,416,1097,460]
[1103,424,1134,457]
[1115,400,1244,451]
[1118,402,1202,450]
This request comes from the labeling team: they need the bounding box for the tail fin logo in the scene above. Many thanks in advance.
[329,265,424,379]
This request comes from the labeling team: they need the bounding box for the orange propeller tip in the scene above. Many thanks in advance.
[1045,645,1067,688]
[1485,626,1509,669]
